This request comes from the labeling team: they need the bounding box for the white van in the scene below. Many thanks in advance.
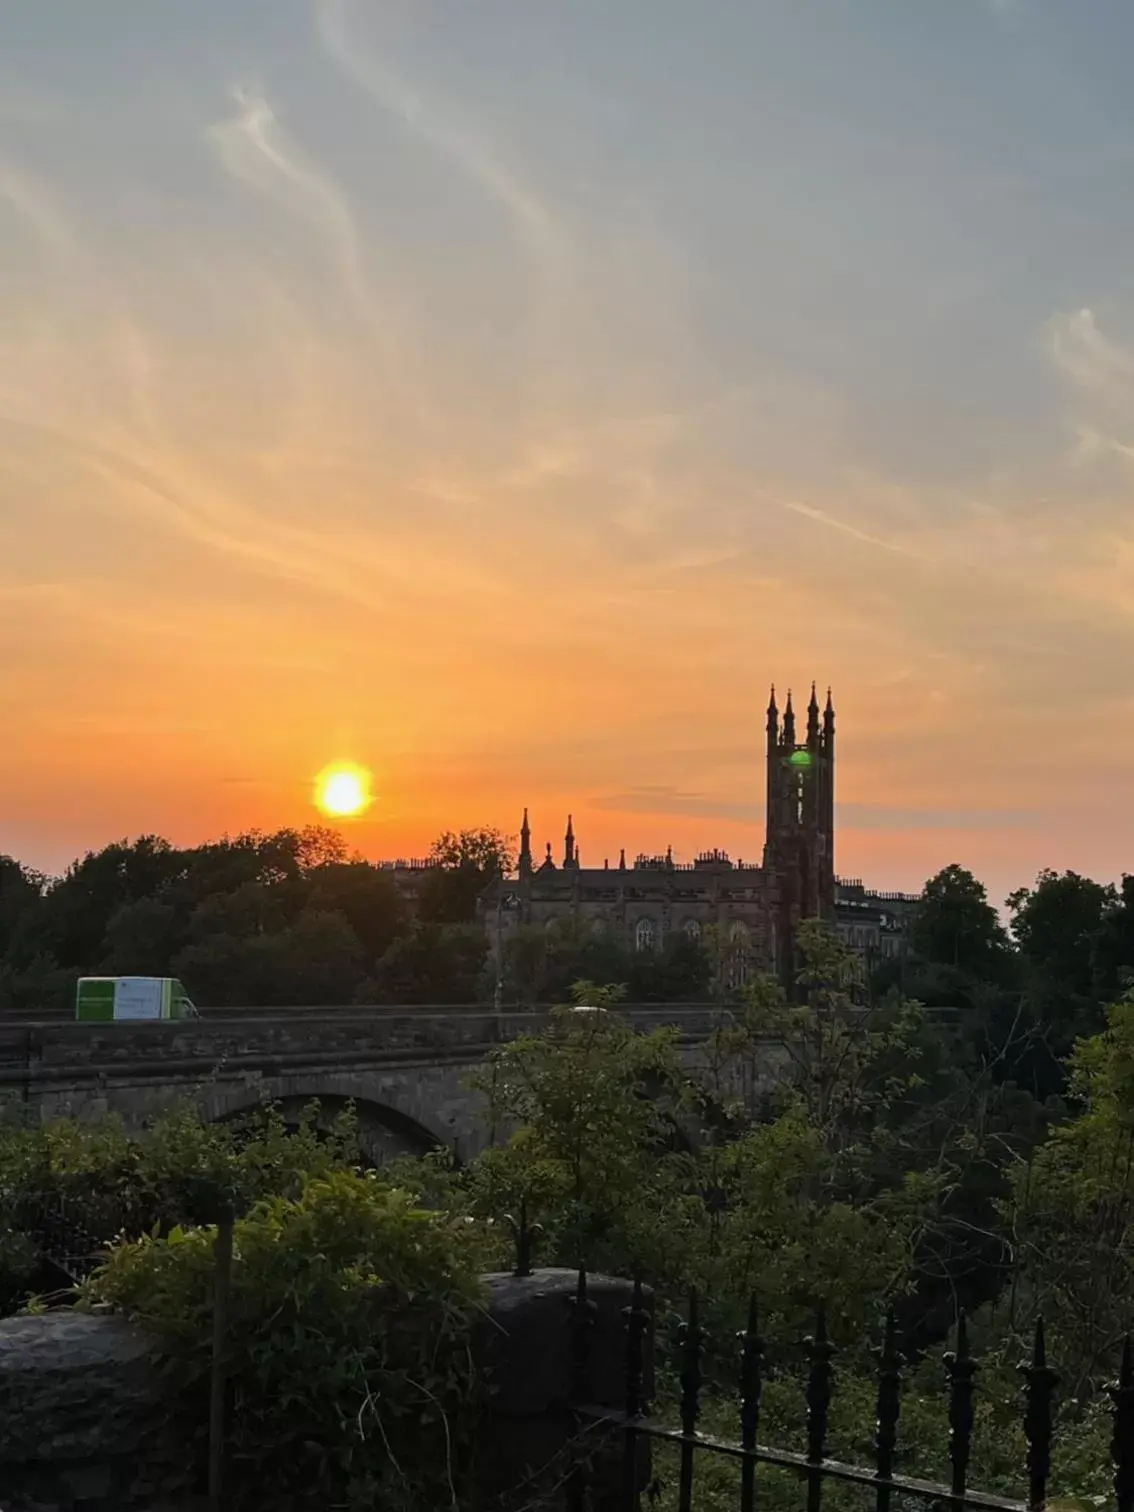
[75,977,199,1022]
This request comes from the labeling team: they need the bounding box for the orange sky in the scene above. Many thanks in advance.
[3,3,1134,911]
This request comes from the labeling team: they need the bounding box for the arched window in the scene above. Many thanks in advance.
[635,917,656,953]
[727,921,751,988]
[683,918,702,941]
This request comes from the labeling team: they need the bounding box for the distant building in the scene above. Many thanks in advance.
[483,684,920,984]
[374,858,442,905]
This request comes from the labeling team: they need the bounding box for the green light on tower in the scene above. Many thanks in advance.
[788,749,813,771]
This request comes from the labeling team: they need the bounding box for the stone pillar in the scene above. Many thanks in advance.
[0,1311,196,1511]
[475,1267,654,1510]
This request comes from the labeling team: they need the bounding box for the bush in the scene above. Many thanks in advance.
[83,1170,490,1512]
[0,1101,367,1314]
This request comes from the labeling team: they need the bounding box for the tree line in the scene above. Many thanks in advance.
[2,828,1134,1053]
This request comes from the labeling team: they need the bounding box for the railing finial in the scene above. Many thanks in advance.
[1020,1316,1059,1512]
[945,1310,978,1502]
[874,1308,904,1512]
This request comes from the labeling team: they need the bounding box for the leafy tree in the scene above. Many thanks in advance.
[1093,875,1134,1001]
[499,918,633,1004]
[733,921,928,1159]
[1005,868,1116,1069]
[428,827,514,875]
[304,861,406,964]
[468,984,689,1271]
[33,836,180,969]
[0,855,44,960]
[100,898,179,976]
[1003,987,1134,1389]
[1007,869,1115,994]
[418,827,515,925]
[628,930,712,1002]
[368,923,488,1004]
[910,864,1015,984]
[173,907,367,1007]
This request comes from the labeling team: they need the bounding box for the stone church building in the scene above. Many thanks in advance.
[486,685,919,984]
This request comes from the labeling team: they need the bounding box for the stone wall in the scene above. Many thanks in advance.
[0,1271,651,1512]
[0,1311,197,1511]
[0,1009,773,1165]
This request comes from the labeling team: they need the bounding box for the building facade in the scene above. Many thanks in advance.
[486,685,920,982]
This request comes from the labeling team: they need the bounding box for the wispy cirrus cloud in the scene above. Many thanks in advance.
[314,0,565,267]
[1048,305,1134,462]
[206,85,389,338]
[0,158,74,263]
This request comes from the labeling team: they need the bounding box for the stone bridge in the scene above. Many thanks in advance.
[0,1006,782,1162]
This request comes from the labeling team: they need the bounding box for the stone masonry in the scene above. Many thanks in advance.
[0,1271,652,1512]
[0,1008,776,1163]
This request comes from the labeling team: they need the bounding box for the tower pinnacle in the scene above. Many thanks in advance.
[519,807,532,877]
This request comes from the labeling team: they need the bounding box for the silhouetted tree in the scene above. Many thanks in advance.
[418,827,515,925]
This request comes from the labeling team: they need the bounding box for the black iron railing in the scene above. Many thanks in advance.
[561,1266,1134,1512]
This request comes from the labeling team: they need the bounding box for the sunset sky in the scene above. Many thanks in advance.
[3,1,1134,908]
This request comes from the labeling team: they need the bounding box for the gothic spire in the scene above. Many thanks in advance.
[564,814,576,868]
[783,687,796,745]
[519,807,532,876]
[807,681,820,747]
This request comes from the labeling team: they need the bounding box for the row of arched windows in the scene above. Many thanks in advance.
[633,918,750,952]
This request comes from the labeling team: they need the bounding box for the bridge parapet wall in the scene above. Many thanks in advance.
[0,1007,780,1161]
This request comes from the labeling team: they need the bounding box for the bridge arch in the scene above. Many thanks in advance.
[200,1079,449,1164]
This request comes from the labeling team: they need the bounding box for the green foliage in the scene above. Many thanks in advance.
[368,922,489,1003]
[9,837,1134,1497]
[911,863,1015,983]
[498,917,712,1006]
[468,983,690,1270]
[470,937,940,1343]
[0,826,440,1010]
[1093,874,1134,1001]
[1002,987,1134,1388]
[83,1171,488,1512]
[419,826,515,925]
[0,1100,364,1306]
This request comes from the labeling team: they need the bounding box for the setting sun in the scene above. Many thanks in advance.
[314,762,373,819]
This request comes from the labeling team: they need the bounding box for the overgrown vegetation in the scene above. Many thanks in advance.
[4,846,1134,1506]
[83,1173,489,1512]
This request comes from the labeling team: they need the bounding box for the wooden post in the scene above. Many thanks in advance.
[208,1205,234,1512]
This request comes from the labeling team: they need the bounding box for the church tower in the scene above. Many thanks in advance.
[763,683,836,984]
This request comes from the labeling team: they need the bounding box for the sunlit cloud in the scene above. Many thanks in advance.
[2,1,1134,905]
[205,82,402,367]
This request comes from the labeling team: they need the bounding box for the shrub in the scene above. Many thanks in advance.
[83,1170,489,1512]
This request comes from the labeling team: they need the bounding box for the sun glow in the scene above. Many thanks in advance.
[314,762,373,819]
